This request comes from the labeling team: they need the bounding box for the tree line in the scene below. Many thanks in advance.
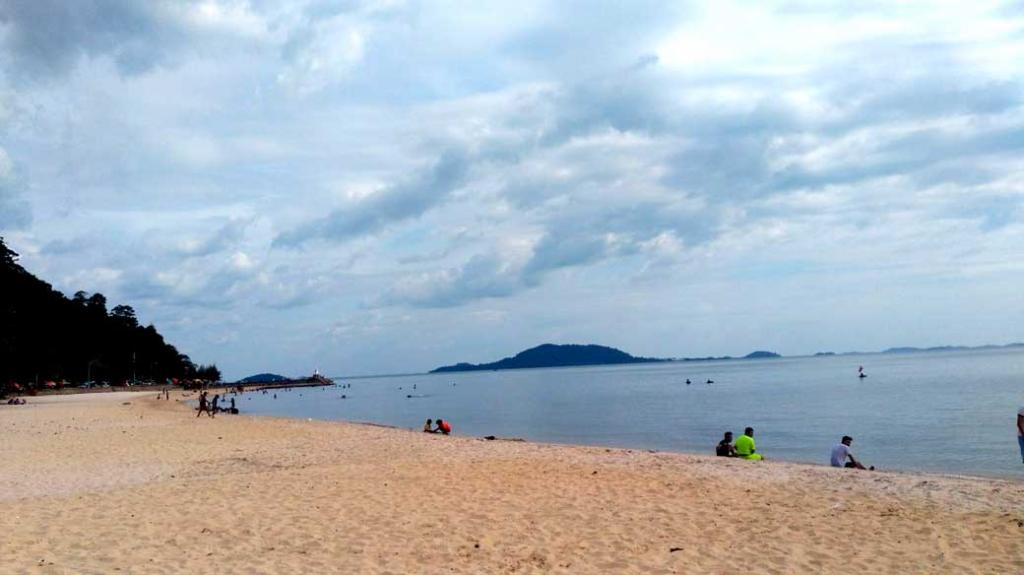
[1,237,219,389]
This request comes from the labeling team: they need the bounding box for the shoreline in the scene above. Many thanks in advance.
[3,392,1022,573]
[56,386,1024,483]
[235,398,1024,484]
[258,411,1024,484]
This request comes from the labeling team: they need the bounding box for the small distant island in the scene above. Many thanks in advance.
[743,350,781,359]
[882,343,1024,354]
[812,342,1024,357]
[233,372,334,388]
[431,344,782,373]
[676,350,781,362]
[237,373,288,384]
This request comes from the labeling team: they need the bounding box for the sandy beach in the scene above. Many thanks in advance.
[1,392,1022,574]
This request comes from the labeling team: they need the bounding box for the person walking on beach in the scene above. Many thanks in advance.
[830,436,870,469]
[716,431,736,457]
[734,427,763,461]
[1017,405,1024,464]
[211,394,220,418]
[196,391,210,418]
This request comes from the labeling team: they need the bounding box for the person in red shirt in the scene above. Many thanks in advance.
[435,418,452,435]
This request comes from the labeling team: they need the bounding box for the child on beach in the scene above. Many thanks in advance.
[716,432,736,457]
[434,418,452,435]
[423,419,435,433]
[196,391,212,418]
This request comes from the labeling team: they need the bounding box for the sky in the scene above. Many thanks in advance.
[2,0,1024,379]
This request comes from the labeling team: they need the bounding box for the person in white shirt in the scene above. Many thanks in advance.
[830,435,869,470]
[1017,406,1024,464]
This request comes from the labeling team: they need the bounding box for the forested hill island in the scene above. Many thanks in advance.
[430,344,780,373]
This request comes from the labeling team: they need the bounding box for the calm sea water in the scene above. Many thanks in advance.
[238,348,1024,479]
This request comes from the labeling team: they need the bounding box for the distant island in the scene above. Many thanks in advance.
[232,372,333,388]
[431,344,782,373]
[676,350,781,362]
[743,350,781,359]
[882,343,1024,354]
[813,342,1024,357]
[431,344,668,373]
[237,373,288,384]
[429,339,1024,375]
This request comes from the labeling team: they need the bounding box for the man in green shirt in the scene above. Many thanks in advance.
[734,427,764,461]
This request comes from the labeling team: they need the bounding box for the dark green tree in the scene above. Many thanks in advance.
[1,236,203,392]
[110,305,138,328]
[86,293,107,316]
[1,238,17,266]
[195,364,222,382]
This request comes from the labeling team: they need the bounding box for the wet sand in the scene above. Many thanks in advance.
[1,392,1022,574]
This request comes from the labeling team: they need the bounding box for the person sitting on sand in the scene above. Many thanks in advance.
[830,436,872,470]
[734,427,763,461]
[434,418,452,435]
[423,418,435,433]
[716,431,736,457]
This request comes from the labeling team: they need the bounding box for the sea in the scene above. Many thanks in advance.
[238,347,1024,479]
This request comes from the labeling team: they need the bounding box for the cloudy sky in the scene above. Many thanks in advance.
[2,1,1023,378]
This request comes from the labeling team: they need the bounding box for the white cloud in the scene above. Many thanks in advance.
[276,15,368,93]
[177,0,269,38]
[0,145,30,228]
[230,251,255,270]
